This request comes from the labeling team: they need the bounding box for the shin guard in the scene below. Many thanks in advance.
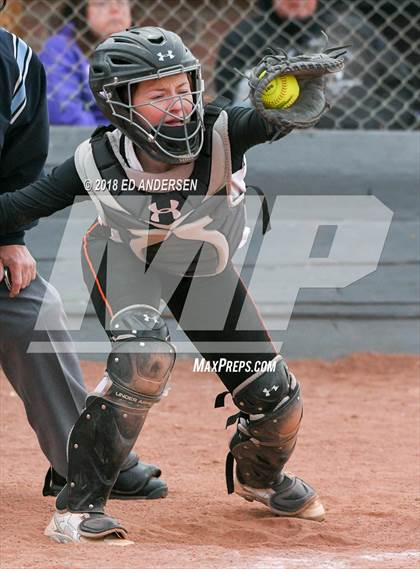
[62,305,175,514]
[226,356,303,491]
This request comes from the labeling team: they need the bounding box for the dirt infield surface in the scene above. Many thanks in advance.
[1,353,419,569]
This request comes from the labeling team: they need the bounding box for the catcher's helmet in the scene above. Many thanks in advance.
[89,26,204,164]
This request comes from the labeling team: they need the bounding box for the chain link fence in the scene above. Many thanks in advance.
[2,0,418,129]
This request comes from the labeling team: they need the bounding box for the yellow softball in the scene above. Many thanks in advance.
[259,72,300,109]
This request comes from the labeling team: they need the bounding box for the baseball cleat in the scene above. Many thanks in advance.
[235,472,325,521]
[44,511,128,543]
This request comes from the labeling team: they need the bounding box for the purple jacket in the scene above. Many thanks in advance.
[39,25,107,126]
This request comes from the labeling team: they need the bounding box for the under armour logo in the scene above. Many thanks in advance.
[157,50,174,61]
[262,385,279,397]
[149,200,181,223]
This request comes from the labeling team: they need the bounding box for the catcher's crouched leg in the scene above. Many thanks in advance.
[46,305,175,543]
[228,355,325,521]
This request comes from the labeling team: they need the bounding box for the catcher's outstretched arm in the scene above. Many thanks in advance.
[0,157,88,234]
[226,105,292,165]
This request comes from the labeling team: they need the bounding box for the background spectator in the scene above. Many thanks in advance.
[5,0,417,130]
[215,0,322,104]
[39,0,132,126]
[214,0,416,129]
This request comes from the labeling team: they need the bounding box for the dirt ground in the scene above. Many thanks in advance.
[0,353,419,569]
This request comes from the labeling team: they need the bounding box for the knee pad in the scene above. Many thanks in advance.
[231,355,292,417]
[105,304,175,408]
[227,355,303,491]
[63,305,175,514]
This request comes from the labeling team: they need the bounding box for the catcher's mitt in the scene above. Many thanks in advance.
[248,37,348,136]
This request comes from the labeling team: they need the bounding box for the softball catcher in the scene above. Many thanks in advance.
[0,26,345,542]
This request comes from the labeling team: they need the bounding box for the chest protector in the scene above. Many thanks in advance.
[75,99,246,277]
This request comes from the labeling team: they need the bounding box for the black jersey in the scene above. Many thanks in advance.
[0,28,49,245]
[0,105,287,234]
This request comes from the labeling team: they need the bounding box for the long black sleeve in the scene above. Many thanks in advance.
[0,157,88,234]
[0,29,50,244]
[226,106,291,171]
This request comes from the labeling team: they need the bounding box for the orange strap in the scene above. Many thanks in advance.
[82,221,114,318]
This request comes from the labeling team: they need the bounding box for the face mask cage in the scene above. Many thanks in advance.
[99,64,205,163]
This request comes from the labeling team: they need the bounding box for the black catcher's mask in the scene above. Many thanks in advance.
[89,26,204,165]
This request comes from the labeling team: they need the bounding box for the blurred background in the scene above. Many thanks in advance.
[1,0,419,130]
[1,0,418,358]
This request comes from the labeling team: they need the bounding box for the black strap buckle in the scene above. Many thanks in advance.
[214,390,229,409]
[225,452,235,494]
